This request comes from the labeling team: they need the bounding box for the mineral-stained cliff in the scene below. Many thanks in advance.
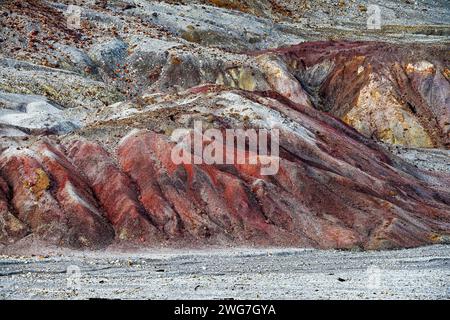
[0,0,449,250]
[258,41,450,148]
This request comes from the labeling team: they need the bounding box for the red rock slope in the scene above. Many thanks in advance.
[1,89,449,250]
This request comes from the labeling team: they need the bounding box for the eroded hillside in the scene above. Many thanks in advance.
[0,0,449,250]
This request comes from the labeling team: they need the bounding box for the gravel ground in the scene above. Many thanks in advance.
[385,145,450,173]
[0,245,449,300]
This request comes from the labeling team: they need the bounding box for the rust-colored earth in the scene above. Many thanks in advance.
[0,0,449,250]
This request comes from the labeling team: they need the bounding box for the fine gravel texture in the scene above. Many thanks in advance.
[0,245,449,300]
[384,144,450,173]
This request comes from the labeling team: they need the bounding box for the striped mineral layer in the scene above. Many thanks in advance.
[0,0,449,250]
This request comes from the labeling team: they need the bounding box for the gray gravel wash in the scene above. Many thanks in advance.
[0,245,449,300]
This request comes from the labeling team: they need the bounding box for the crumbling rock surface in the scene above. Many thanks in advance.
[250,41,450,148]
[65,139,162,243]
[0,175,29,244]
[0,89,449,249]
[1,1,448,148]
[0,0,449,250]
[0,143,115,248]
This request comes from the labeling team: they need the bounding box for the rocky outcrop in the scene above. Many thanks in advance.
[1,1,448,149]
[65,139,162,243]
[0,1,449,250]
[0,89,449,249]
[0,92,79,135]
[0,58,123,109]
[256,41,449,148]
[0,144,115,248]
[0,175,29,244]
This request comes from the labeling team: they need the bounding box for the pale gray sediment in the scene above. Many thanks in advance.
[0,245,449,300]
[384,144,450,173]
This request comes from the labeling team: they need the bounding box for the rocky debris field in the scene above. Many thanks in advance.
[0,245,449,299]
[0,0,449,251]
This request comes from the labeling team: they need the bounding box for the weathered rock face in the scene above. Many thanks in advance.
[0,92,79,135]
[0,0,449,250]
[0,176,29,244]
[254,42,450,148]
[65,139,162,243]
[1,1,448,148]
[0,144,115,248]
[0,89,449,249]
